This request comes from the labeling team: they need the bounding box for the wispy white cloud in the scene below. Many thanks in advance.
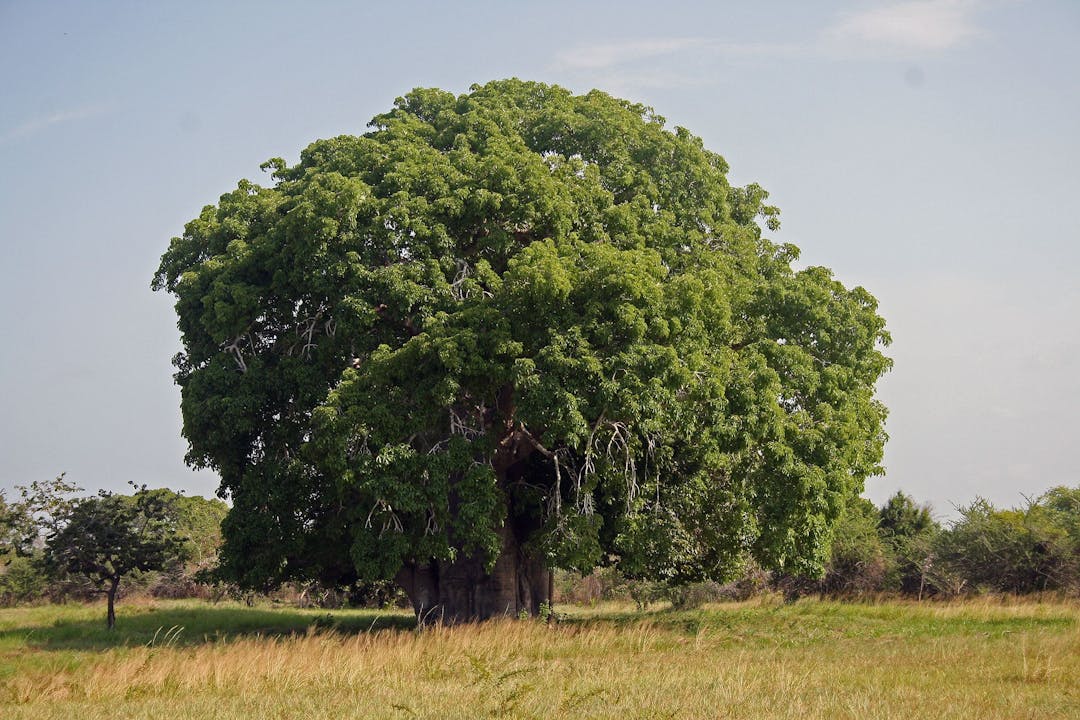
[550,38,806,94]
[549,2,993,91]
[0,104,108,145]
[554,37,805,73]
[552,38,710,72]
[825,0,985,52]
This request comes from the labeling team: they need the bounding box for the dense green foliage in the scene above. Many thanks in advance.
[136,490,230,598]
[154,80,892,598]
[161,491,229,568]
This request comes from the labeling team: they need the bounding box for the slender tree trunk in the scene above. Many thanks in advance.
[106,575,120,630]
[547,567,555,621]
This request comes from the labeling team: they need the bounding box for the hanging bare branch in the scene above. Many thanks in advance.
[553,452,563,519]
[581,411,606,485]
[449,406,483,440]
[450,259,471,301]
[223,335,248,373]
[603,420,638,507]
[345,432,370,460]
[366,498,403,535]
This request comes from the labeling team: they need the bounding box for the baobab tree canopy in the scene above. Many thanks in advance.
[153,79,890,620]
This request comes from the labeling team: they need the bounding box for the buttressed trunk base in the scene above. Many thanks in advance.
[395,524,551,623]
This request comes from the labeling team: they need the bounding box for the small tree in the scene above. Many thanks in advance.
[0,474,81,605]
[0,494,36,605]
[878,491,936,541]
[878,491,939,596]
[43,486,185,628]
[2,474,82,556]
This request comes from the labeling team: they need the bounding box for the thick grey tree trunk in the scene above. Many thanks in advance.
[396,523,551,623]
[396,389,555,623]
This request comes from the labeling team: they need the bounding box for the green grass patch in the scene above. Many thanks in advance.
[0,597,1076,719]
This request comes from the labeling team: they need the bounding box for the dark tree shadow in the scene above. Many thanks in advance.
[10,599,1070,653]
[1,603,417,652]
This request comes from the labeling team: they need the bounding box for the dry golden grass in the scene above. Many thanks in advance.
[1,597,1077,719]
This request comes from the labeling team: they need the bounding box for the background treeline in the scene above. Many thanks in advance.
[559,486,1080,608]
[0,476,228,606]
[813,487,1080,598]
[2,479,1078,609]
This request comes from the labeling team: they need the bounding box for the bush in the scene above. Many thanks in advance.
[933,492,1079,594]
[0,555,48,605]
[668,581,726,610]
[554,567,634,605]
[821,498,892,597]
[627,579,668,611]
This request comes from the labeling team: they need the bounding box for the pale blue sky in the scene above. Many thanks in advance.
[2,0,1077,517]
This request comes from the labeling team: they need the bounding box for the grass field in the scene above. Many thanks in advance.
[0,596,1076,719]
